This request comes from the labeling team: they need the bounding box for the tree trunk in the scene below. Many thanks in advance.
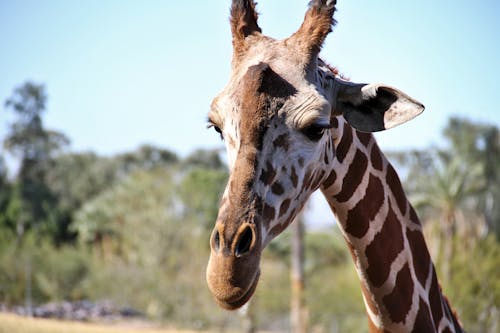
[291,216,307,333]
[239,301,256,333]
[24,254,33,317]
[441,210,456,283]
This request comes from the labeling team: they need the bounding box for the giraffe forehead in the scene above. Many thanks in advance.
[217,39,321,108]
[214,69,330,135]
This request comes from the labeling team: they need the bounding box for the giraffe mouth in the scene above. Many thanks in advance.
[213,270,260,310]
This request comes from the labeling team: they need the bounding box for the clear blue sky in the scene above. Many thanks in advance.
[1,1,500,225]
[1,0,499,158]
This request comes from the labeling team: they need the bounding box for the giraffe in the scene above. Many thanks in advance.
[205,1,465,332]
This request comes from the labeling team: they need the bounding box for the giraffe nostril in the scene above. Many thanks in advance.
[212,229,221,253]
[235,226,254,257]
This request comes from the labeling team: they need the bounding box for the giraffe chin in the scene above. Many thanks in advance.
[213,270,260,311]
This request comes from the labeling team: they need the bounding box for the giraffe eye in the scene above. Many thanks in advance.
[301,123,330,142]
[207,122,224,140]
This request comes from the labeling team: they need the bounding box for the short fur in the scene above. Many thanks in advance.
[230,0,262,59]
[206,1,464,332]
[288,0,337,61]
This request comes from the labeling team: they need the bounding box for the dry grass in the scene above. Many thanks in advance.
[0,313,205,333]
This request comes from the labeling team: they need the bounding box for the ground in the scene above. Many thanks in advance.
[0,313,206,333]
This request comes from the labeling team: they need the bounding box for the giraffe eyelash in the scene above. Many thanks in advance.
[207,121,224,141]
[300,122,333,142]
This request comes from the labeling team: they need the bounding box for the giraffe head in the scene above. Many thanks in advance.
[206,0,424,310]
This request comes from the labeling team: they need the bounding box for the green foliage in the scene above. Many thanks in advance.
[0,158,13,230]
[32,243,89,302]
[304,230,349,273]
[73,168,177,255]
[2,82,69,241]
[179,167,228,232]
[182,149,226,170]
[255,227,365,331]
[443,117,500,239]
[304,229,366,332]
[43,146,179,245]
[0,233,89,305]
[44,153,115,214]
[443,234,500,332]
[3,82,69,160]
[112,144,179,176]
[307,263,366,332]
[254,256,291,326]
[72,166,230,327]
[0,233,24,304]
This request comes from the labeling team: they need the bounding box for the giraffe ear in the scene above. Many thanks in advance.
[332,78,425,132]
[230,0,262,58]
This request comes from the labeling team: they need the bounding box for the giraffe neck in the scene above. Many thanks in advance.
[320,118,464,333]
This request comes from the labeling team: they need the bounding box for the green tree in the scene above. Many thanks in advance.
[73,166,230,326]
[445,234,500,332]
[443,117,500,239]
[182,148,225,170]
[411,151,484,280]
[113,144,179,176]
[40,146,178,245]
[3,81,69,240]
[3,82,69,161]
[178,167,227,233]
[0,157,13,233]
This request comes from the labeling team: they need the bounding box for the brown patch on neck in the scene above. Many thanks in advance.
[345,173,384,238]
[334,148,368,202]
[382,263,414,324]
[370,143,384,171]
[321,169,337,189]
[408,205,420,225]
[356,130,373,146]
[365,202,404,288]
[411,298,435,333]
[428,269,444,329]
[406,228,431,287]
[335,121,353,163]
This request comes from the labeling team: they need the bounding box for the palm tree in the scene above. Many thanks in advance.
[410,150,484,281]
[444,118,500,239]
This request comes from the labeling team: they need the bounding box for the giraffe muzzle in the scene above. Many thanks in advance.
[206,222,262,310]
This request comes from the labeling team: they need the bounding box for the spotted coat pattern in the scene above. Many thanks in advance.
[206,1,464,331]
[320,112,464,332]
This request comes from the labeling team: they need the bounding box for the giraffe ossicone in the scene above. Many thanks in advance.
[205,1,464,332]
